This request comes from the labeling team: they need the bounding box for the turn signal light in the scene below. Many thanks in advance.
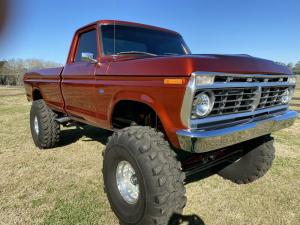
[164,78,185,85]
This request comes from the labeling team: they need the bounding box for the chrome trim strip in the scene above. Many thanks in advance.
[195,82,292,89]
[177,110,298,153]
[192,71,294,78]
[252,86,262,110]
[180,73,196,127]
[190,105,288,127]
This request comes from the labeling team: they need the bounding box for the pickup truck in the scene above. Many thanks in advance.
[23,20,298,225]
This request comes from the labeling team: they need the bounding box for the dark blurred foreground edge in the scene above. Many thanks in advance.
[0,0,8,35]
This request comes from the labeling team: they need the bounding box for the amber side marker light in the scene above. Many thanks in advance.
[164,78,185,85]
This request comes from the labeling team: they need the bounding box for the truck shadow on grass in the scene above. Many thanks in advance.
[168,213,205,225]
[58,125,113,147]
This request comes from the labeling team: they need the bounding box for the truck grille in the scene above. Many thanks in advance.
[209,87,257,116]
[188,72,296,130]
[194,86,289,117]
[258,86,289,109]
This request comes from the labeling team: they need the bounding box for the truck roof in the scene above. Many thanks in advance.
[76,20,180,36]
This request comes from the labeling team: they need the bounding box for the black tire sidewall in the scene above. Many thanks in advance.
[104,144,146,225]
[30,102,43,148]
[218,136,275,184]
[29,100,60,149]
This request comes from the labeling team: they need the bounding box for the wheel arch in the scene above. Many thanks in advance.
[110,98,162,128]
[32,88,43,101]
[109,91,175,144]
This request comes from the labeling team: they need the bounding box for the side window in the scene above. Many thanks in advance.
[74,29,98,62]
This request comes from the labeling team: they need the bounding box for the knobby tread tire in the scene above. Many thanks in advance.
[30,99,60,149]
[102,126,186,225]
[218,136,275,184]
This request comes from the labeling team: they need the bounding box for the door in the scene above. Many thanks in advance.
[61,28,99,123]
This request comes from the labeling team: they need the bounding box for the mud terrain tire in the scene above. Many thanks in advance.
[30,99,60,149]
[218,136,275,184]
[102,126,186,225]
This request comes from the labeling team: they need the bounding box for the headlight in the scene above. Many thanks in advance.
[281,88,294,104]
[288,76,297,84]
[192,91,215,118]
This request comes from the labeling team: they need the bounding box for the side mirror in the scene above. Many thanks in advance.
[81,52,98,63]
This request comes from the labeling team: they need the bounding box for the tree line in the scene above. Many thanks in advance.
[276,61,300,75]
[0,59,62,86]
[0,58,299,86]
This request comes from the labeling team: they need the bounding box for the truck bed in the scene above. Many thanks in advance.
[24,67,65,112]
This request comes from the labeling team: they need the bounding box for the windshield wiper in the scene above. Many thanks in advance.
[116,51,158,56]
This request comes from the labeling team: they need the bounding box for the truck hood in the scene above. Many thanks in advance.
[108,54,292,76]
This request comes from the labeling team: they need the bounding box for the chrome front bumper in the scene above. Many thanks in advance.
[176,110,298,153]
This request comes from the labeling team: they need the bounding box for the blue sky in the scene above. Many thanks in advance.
[0,0,299,64]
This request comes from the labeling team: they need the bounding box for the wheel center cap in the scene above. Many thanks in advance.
[130,174,138,186]
[116,160,140,204]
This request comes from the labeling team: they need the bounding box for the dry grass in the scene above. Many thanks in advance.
[0,86,299,225]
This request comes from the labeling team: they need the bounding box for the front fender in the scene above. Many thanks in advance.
[109,90,183,149]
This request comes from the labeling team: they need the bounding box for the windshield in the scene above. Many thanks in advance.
[100,24,191,56]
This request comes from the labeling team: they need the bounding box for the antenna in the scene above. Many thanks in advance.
[113,19,116,55]
[111,0,118,58]
[113,0,117,56]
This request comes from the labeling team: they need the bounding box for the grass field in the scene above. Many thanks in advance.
[0,86,299,225]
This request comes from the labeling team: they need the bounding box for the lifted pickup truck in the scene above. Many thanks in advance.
[24,20,298,225]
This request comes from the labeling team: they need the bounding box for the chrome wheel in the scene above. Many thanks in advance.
[34,116,39,135]
[116,160,139,204]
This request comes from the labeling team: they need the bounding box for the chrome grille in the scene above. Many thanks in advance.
[185,72,296,130]
[257,86,288,109]
[195,87,258,116]
[194,86,290,117]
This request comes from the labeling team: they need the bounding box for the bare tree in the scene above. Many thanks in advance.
[287,63,294,71]
[0,58,62,86]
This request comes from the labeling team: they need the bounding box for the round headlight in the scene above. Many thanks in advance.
[281,89,292,104]
[193,92,214,117]
[288,76,297,84]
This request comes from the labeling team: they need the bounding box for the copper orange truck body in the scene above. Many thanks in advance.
[24,20,298,225]
[23,20,296,151]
